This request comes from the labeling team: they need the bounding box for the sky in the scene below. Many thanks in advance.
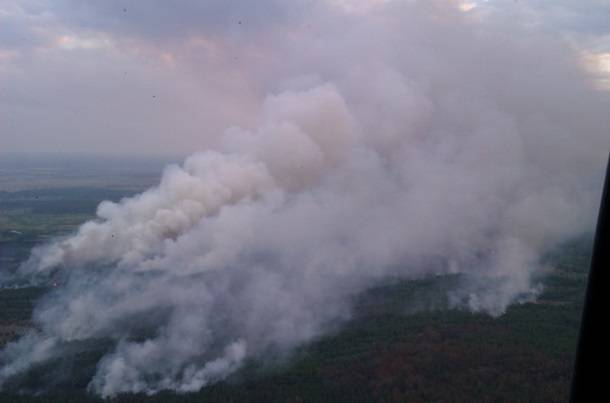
[1,0,610,156]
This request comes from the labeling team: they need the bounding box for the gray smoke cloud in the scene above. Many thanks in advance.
[2,0,609,397]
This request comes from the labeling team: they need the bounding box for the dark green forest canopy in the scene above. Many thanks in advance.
[0,233,591,403]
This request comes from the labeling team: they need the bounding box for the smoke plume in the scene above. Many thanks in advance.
[1,0,609,397]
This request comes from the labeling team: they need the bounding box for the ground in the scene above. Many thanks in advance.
[0,160,591,402]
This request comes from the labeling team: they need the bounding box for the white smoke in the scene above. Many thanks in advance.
[2,0,609,397]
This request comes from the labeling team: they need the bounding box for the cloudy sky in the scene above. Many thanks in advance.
[1,0,609,155]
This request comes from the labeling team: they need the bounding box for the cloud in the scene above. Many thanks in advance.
[2,0,610,155]
[50,0,313,40]
[476,0,610,50]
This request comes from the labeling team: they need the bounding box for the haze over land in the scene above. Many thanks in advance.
[1,0,610,397]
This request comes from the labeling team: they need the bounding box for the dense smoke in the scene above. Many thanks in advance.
[2,0,609,397]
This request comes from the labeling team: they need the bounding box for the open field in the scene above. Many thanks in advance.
[0,153,176,192]
[0,153,169,276]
